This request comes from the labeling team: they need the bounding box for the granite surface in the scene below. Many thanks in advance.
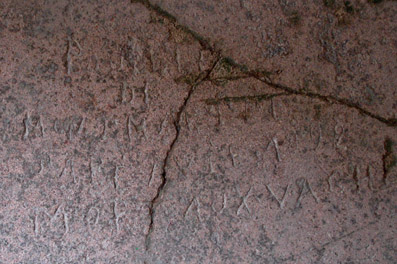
[0,0,396,263]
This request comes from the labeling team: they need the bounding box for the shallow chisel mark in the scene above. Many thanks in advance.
[71,160,76,184]
[296,178,319,207]
[209,156,216,174]
[148,163,156,186]
[266,184,290,209]
[59,158,70,178]
[39,115,45,137]
[38,159,44,175]
[77,117,85,134]
[65,36,73,75]
[144,81,149,106]
[67,122,74,141]
[352,165,360,191]
[184,197,198,219]
[50,204,69,235]
[101,118,107,140]
[229,145,238,168]
[121,82,128,103]
[65,34,83,75]
[237,187,253,215]
[334,124,345,150]
[89,160,94,183]
[64,212,70,234]
[33,214,39,236]
[159,114,168,135]
[113,201,126,234]
[317,162,337,192]
[311,124,321,150]
[114,165,122,190]
[130,87,136,104]
[87,207,100,227]
[53,119,60,133]
[89,158,102,183]
[272,137,282,162]
[327,171,339,192]
[212,193,227,214]
[23,112,30,140]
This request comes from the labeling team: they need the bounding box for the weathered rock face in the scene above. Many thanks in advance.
[151,0,397,121]
[0,0,396,263]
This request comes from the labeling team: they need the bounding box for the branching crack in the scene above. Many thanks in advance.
[207,71,396,127]
[133,0,397,253]
[205,73,397,127]
[144,58,221,251]
[132,0,396,128]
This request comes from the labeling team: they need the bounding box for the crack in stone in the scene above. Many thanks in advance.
[144,58,221,251]
[209,68,396,127]
[204,92,289,105]
[206,72,397,127]
[131,0,214,52]
[257,78,397,127]
[132,0,396,128]
[133,0,397,254]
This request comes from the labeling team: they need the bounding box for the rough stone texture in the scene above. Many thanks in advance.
[0,0,396,263]
[151,0,397,120]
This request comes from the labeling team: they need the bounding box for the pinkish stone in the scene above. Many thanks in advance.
[0,0,396,263]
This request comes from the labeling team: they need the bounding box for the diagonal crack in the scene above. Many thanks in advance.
[256,77,397,127]
[131,0,214,52]
[132,0,396,128]
[144,57,221,251]
[206,70,397,127]
[207,60,397,127]
[134,0,397,252]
